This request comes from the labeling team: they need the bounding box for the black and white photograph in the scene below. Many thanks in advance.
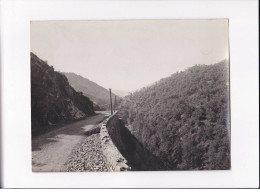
[31,19,231,172]
[1,0,259,189]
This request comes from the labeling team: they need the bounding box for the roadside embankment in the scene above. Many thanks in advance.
[100,112,131,171]
[103,112,165,171]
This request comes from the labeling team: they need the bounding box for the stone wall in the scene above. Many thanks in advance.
[99,112,131,171]
[105,112,165,171]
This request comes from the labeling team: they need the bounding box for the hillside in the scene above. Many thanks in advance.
[63,73,118,110]
[31,53,95,136]
[118,60,230,170]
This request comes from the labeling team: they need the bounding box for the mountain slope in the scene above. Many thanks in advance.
[31,53,95,136]
[118,60,230,170]
[63,72,118,109]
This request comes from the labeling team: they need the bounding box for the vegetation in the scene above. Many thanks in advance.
[31,53,95,136]
[118,60,230,170]
[63,72,118,110]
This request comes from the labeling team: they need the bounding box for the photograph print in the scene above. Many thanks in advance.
[31,19,230,172]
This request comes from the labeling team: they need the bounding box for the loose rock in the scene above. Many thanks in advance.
[66,132,108,172]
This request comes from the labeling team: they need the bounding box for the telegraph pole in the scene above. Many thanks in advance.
[109,88,113,115]
[114,96,117,112]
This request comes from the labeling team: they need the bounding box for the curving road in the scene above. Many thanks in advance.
[32,111,110,172]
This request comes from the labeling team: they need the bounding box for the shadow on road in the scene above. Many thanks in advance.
[32,113,108,151]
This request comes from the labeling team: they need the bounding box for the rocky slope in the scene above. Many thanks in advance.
[31,52,95,136]
[63,72,118,110]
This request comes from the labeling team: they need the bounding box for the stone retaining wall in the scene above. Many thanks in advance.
[99,112,131,171]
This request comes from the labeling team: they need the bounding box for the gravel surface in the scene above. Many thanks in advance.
[66,132,108,172]
[32,112,110,172]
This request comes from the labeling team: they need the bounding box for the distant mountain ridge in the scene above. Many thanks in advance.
[112,90,130,97]
[31,53,95,136]
[63,72,119,109]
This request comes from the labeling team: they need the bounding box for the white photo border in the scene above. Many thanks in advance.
[1,0,259,188]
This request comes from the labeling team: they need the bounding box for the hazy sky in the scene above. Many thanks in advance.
[31,20,229,91]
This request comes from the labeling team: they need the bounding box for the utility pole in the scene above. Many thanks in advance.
[109,88,113,115]
[114,96,117,112]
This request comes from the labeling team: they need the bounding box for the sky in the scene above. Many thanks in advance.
[31,20,229,91]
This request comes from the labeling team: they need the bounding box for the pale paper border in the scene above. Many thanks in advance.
[1,0,259,188]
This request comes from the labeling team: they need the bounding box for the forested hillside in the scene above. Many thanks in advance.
[31,53,95,136]
[118,60,230,170]
[64,73,118,110]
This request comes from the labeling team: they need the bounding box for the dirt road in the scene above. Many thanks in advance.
[32,112,110,172]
